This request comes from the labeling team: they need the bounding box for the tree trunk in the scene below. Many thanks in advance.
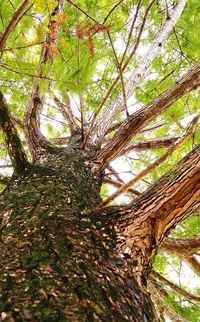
[0,146,157,322]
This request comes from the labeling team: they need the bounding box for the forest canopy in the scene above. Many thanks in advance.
[0,0,200,321]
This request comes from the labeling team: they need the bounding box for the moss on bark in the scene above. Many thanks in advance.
[0,147,157,321]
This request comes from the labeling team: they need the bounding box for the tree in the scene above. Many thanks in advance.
[0,0,200,321]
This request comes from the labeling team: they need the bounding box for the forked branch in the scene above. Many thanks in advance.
[94,60,200,170]
[54,95,80,134]
[90,0,187,144]
[25,1,66,161]
[112,145,200,261]
[96,110,200,208]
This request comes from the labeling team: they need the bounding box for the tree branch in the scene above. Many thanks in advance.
[0,0,32,54]
[104,177,141,197]
[96,110,200,208]
[185,256,200,277]
[120,137,179,155]
[25,1,66,161]
[54,95,80,134]
[91,0,187,144]
[106,30,129,116]
[152,270,200,302]
[149,282,188,322]
[161,236,200,257]
[0,91,28,173]
[110,145,200,265]
[93,60,200,170]
[82,0,152,147]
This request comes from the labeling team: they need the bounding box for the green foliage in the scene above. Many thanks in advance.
[0,1,199,321]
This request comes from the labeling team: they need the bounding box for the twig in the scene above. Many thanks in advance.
[66,0,99,24]
[104,177,141,197]
[107,30,129,116]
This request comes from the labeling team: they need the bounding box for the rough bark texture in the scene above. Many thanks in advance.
[0,145,157,322]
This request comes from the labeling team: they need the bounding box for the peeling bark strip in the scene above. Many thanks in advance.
[92,0,187,143]
[0,0,32,53]
[114,145,200,264]
[0,91,28,173]
[94,60,200,170]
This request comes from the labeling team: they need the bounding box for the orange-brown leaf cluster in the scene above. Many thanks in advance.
[87,36,95,58]
[49,12,66,40]
[75,22,109,58]
[76,22,109,40]
[35,24,43,42]
[44,42,59,57]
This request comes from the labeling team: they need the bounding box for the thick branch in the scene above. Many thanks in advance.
[54,95,79,134]
[161,237,200,257]
[91,0,187,143]
[152,270,200,302]
[94,60,200,170]
[97,110,199,208]
[0,0,31,53]
[0,91,28,173]
[185,256,200,276]
[112,145,200,264]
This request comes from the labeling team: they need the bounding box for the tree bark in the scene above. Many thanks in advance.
[0,145,157,321]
